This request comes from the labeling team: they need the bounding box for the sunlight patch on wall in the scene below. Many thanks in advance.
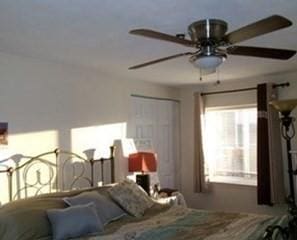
[70,123,127,186]
[0,130,58,204]
[113,138,137,182]
[4,130,59,156]
[114,138,137,158]
[71,122,127,158]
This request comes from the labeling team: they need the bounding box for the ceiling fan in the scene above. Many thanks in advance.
[128,15,296,75]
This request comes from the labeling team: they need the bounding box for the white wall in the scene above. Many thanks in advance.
[0,52,179,152]
[180,71,297,215]
[0,52,179,203]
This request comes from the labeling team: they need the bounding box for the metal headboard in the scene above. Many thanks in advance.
[0,146,115,202]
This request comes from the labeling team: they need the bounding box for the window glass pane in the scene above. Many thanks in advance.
[204,107,257,185]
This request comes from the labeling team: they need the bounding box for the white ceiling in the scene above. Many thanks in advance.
[0,0,297,86]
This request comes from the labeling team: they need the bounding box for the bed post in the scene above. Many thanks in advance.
[90,158,95,187]
[110,146,115,183]
[54,149,59,190]
[7,168,13,202]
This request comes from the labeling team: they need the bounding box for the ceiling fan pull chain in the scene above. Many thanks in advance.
[216,68,221,85]
[199,68,203,81]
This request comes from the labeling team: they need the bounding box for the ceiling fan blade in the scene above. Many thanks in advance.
[130,29,195,47]
[129,52,194,70]
[224,15,292,44]
[227,46,296,60]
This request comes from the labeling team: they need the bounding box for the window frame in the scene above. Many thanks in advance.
[204,104,257,187]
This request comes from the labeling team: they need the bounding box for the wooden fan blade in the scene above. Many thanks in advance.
[130,29,195,47]
[224,15,292,44]
[129,52,194,70]
[227,46,296,60]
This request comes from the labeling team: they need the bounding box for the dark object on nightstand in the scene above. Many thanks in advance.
[136,174,150,195]
[158,188,178,197]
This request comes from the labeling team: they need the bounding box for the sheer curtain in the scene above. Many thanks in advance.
[193,92,209,193]
[257,83,285,205]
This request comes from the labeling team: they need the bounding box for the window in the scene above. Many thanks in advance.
[204,106,257,186]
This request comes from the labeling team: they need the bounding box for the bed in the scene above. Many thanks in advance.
[0,148,290,240]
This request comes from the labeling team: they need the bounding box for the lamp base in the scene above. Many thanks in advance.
[136,174,150,196]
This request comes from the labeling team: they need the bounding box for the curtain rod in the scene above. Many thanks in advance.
[131,94,180,103]
[201,82,290,96]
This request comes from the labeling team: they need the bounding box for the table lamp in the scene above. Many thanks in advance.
[128,152,157,195]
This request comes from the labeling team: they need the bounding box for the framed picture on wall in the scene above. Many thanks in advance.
[0,122,8,145]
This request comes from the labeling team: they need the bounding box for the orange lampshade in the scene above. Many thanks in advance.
[128,152,157,173]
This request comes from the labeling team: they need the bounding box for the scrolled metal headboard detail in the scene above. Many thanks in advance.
[0,146,115,202]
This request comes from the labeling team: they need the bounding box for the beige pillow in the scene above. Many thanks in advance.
[122,179,154,208]
[108,179,154,217]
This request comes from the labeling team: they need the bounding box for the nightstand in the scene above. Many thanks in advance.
[155,195,179,206]
[154,192,187,207]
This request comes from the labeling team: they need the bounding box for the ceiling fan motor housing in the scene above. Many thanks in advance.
[188,19,228,68]
[188,19,228,45]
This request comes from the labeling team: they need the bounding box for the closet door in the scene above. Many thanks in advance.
[128,96,180,189]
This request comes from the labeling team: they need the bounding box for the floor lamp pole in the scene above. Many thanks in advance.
[264,99,297,240]
[281,114,297,240]
[281,114,296,205]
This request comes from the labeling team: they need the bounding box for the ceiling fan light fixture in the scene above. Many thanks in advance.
[192,55,225,69]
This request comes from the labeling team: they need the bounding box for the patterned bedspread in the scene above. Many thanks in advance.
[85,206,287,240]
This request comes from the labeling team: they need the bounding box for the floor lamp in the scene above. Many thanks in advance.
[263,99,297,240]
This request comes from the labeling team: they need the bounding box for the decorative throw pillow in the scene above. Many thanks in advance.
[108,179,154,217]
[47,203,103,240]
[122,179,154,208]
[63,191,126,225]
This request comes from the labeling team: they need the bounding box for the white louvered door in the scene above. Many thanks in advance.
[128,96,180,189]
